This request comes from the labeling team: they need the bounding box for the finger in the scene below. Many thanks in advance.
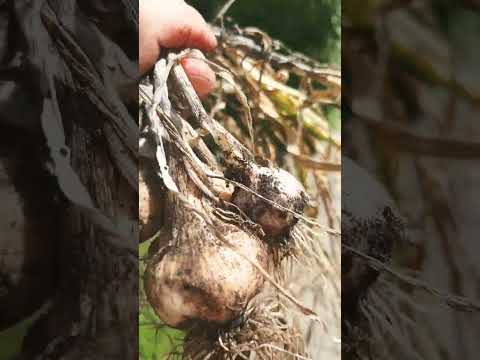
[158,4,217,51]
[181,57,216,98]
[139,1,162,74]
[139,3,217,75]
[139,36,161,75]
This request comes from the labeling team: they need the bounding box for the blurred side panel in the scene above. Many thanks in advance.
[0,0,139,358]
[343,1,480,359]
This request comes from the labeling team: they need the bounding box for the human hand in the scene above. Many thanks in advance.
[139,0,217,97]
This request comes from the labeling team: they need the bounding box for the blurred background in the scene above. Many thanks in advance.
[343,0,480,358]
[191,0,341,129]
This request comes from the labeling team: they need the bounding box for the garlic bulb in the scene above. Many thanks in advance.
[144,210,268,329]
[231,163,309,238]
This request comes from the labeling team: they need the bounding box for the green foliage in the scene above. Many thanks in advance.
[0,304,48,360]
[325,105,341,131]
[139,307,184,359]
[0,319,31,359]
[189,0,341,63]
